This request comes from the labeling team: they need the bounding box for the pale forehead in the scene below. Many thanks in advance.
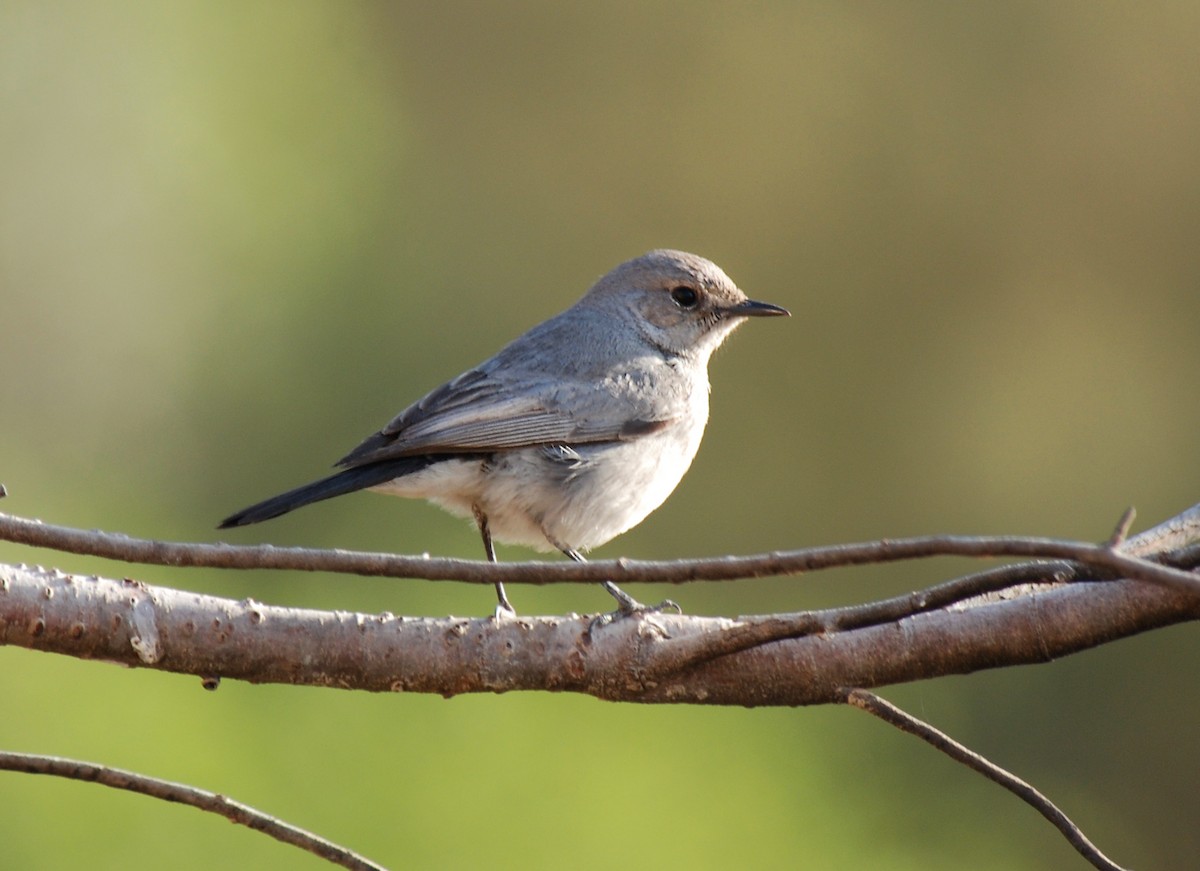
[600,249,739,292]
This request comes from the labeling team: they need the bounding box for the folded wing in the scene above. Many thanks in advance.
[337,367,672,468]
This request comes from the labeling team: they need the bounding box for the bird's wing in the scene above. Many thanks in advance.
[335,367,671,468]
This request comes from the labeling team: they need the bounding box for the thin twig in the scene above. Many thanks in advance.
[0,750,387,871]
[745,503,1200,647]
[644,555,1139,678]
[842,689,1126,871]
[647,562,1092,676]
[2,508,1199,594]
[1108,507,1137,548]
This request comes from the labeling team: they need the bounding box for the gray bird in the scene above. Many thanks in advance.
[219,250,788,615]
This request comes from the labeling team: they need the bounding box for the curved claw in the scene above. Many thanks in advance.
[653,598,683,615]
[585,594,683,638]
[602,580,682,614]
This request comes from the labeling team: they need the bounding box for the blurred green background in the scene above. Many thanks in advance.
[2,2,1198,868]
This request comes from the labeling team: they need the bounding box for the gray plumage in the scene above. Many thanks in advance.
[220,249,788,613]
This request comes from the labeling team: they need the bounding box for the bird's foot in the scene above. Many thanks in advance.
[492,581,517,619]
[585,581,682,636]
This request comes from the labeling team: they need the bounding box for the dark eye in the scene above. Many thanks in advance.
[670,286,699,309]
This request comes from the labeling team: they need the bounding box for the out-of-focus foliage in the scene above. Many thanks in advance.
[2,2,1198,868]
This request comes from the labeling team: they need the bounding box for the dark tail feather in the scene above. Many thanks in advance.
[217,456,438,528]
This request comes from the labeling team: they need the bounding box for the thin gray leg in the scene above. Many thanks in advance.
[473,504,514,615]
[559,547,679,618]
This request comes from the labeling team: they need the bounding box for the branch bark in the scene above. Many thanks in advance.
[4,503,1197,870]
[2,552,1196,704]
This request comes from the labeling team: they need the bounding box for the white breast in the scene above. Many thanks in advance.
[369,374,711,555]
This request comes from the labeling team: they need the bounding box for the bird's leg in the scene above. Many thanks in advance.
[473,504,515,617]
[559,547,681,629]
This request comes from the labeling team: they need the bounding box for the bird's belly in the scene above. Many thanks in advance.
[366,418,705,554]
[493,421,704,552]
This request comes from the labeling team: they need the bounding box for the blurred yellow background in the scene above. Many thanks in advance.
[3,2,1198,868]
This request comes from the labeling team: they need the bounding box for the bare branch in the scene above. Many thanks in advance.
[656,533,1200,670]
[3,560,1197,705]
[3,498,1197,865]
[0,750,387,871]
[843,690,1126,871]
[2,506,1199,594]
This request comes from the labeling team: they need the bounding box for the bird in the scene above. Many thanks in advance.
[219,250,789,616]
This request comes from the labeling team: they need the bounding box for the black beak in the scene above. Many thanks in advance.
[733,298,790,318]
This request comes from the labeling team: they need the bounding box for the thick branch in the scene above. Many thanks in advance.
[3,503,1198,702]
[2,561,1196,705]
[4,504,1197,867]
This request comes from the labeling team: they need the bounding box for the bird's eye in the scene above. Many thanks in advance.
[670,286,699,309]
